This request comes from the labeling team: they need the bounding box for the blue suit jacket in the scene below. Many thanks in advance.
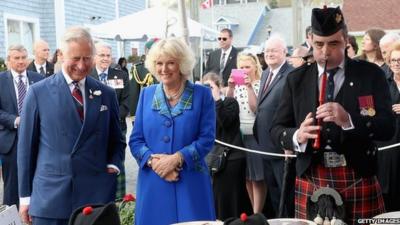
[253,62,293,158]
[0,70,43,154]
[17,72,125,219]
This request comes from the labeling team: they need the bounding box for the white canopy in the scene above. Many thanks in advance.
[89,7,218,41]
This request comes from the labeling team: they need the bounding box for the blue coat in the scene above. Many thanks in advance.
[130,81,216,225]
[17,72,125,219]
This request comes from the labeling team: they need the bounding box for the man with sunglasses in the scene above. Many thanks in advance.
[204,28,238,86]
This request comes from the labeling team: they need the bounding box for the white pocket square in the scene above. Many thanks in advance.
[100,105,108,111]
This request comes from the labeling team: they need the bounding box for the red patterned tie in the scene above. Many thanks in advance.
[71,81,84,121]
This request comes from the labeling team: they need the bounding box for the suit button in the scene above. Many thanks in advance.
[369,133,374,137]
[283,131,287,137]
[164,120,172,127]
[366,121,372,127]
[366,150,370,155]
[163,136,170,143]
[327,139,332,143]
[326,128,331,132]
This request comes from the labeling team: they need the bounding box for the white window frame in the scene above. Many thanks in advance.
[3,13,40,58]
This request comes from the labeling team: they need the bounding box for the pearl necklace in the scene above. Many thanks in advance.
[164,83,185,101]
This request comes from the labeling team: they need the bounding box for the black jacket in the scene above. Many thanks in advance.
[271,58,395,177]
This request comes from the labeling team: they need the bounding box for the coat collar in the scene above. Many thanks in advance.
[152,80,193,118]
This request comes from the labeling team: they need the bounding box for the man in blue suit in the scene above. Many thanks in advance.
[17,27,125,225]
[253,35,294,217]
[0,45,43,207]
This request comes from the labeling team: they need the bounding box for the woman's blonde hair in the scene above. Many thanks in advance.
[237,52,262,80]
[145,37,195,80]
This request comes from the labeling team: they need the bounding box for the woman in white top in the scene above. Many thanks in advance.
[226,52,265,213]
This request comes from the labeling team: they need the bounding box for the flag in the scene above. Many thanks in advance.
[201,0,213,9]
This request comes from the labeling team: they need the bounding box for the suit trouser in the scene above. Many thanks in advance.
[262,158,283,216]
[0,141,19,206]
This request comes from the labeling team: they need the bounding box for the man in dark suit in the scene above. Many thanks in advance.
[271,7,394,224]
[204,28,238,86]
[27,39,55,77]
[18,27,125,225]
[90,42,129,201]
[0,45,43,207]
[253,35,294,217]
[90,42,130,135]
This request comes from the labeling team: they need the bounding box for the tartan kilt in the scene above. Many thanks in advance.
[295,164,385,225]
[115,167,126,200]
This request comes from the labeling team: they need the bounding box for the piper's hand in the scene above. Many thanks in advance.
[393,104,400,114]
[297,112,320,144]
[19,204,32,225]
[316,102,350,127]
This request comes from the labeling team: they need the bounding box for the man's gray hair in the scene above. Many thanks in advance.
[59,26,94,55]
[380,32,400,45]
[7,44,27,56]
[264,34,288,52]
[95,41,112,52]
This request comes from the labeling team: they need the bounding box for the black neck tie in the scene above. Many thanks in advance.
[220,52,226,76]
[39,66,45,75]
[326,67,339,101]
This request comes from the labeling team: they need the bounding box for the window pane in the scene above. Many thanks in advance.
[227,0,241,4]
[7,20,21,47]
[22,22,34,54]
[247,0,257,2]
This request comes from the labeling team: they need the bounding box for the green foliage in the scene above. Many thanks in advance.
[0,58,7,72]
[117,195,135,225]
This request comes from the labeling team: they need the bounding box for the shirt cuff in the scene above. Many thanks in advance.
[342,113,355,130]
[20,197,30,205]
[292,129,307,153]
[107,164,120,175]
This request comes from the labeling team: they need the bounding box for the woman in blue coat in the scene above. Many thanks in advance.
[129,37,216,225]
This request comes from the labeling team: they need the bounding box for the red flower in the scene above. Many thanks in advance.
[123,194,136,202]
[82,206,93,215]
[240,213,247,221]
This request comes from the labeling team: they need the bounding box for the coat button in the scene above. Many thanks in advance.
[163,136,170,143]
[366,121,372,127]
[327,139,332,143]
[164,120,172,127]
[369,133,374,137]
[283,131,287,136]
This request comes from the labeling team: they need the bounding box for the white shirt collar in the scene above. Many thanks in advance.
[221,46,232,57]
[11,69,27,79]
[62,68,86,87]
[270,61,286,76]
[96,67,109,75]
[317,60,345,77]
[34,61,46,69]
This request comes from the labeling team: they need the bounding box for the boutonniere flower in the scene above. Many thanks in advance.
[89,89,102,99]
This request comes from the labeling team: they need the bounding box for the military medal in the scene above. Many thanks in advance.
[358,95,375,117]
